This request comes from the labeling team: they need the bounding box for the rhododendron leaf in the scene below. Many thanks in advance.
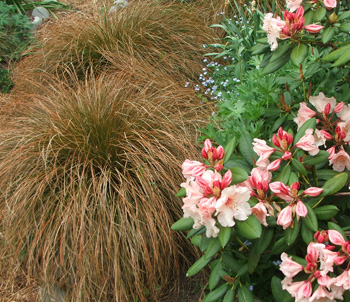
[272,114,287,132]
[230,167,249,184]
[221,253,240,273]
[205,238,222,260]
[316,169,339,180]
[276,164,291,183]
[313,205,339,220]
[271,276,294,302]
[186,254,211,277]
[321,27,335,44]
[288,172,298,186]
[283,91,292,105]
[271,237,288,254]
[248,251,260,275]
[291,158,307,176]
[332,51,350,67]
[328,222,347,240]
[223,137,237,164]
[202,283,228,302]
[209,261,226,290]
[339,23,350,33]
[338,11,350,21]
[301,203,318,232]
[256,37,268,44]
[291,44,308,66]
[251,43,270,55]
[304,10,314,25]
[320,172,348,196]
[171,217,194,231]
[260,52,273,68]
[236,215,262,239]
[191,235,202,247]
[200,234,211,252]
[175,187,186,197]
[261,49,292,75]
[285,218,300,246]
[236,263,249,278]
[238,131,256,166]
[294,117,316,143]
[270,43,291,62]
[343,289,350,302]
[223,287,236,302]
[322,44,350,62]
[267,215,277,227]
[313,7,326,22]
[187,225,205,238]
[303,150,330,165]
[237,284,254,302]
[301,222,314,244]
[218,226,232,248]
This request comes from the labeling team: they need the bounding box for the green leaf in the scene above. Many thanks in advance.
[205,238,222,260]
[291,158,307,176]
[171,217,194,231]
[294,118,316,144]
[236,215,262,239]
[313,7,326,22]
[209,261,225,290]
[175,187,186,197]
[339,23,350,33]
[332,51,350,67]
[218,227,232,248]
[186,254,211,277]
[320,172,348,196]
[344,290,350,302]
[271,237,289,254]
[321,27,336,44]
[187,226,205,238]
[223,287,236,302]
[313,205,339,220]
[301,222,314,244]
[238,131,256,166]
[338,11,350,21]
[230,167,249,184]
[223,137,237,164]
[262,48,292,75]
[270,43,291,62]
[317,169,339,180]
[203,283,229,302]
[301,203,318,232]
[285,218,300,245]
[221,253,240,273]
[238,285,254,302]
[303,150,330,165]
[236,263,249,277]
[251,43,271,55]
[200,234,212,252]
[328,222,347,240]
[288,172,299,186]
[322,44,350,62]
[290,44,308,65]
[276,164,291,183]
[272,115,288,132]
[191,235,202,247]
[271,276,294,302]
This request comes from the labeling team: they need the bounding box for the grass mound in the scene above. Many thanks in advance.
[0,71,209,302]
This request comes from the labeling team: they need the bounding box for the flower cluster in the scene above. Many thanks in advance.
[295,92,350,172]
[280,229,350,301]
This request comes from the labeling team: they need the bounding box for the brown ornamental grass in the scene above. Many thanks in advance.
[0,70,211,302]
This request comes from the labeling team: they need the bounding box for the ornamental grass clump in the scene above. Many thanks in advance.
[15,0,217,89]
[0,71,209,302]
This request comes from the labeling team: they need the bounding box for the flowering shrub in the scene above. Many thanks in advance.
[172,0,350,301]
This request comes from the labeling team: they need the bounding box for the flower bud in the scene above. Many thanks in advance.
[217,146,225,160]
[329,11,338,23]
[272,134,280,147]
[334,102,344,114]
[324,103,331,116]
[304,24,324,33]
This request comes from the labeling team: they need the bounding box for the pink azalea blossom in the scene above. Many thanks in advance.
[249,167,272,189]
[336,120,350,142]
[304,24,324,33]
[283,280,312,302]
[312,243,339,276]
[329,148,350,172]
[324,0,337,9]
[295,129,319,156]
[267,158,282,171]
[334,269,350,290]
[327,146,336,160]
[181,180,204,221]
[296,200,308,217]
[286,0,303,12]
[198,197,220,238]
[252,138,275,168]
[309,92,337,114]
[262,13,287,51]
[337,103,350,121]
[182,159,206,179]
[269,181,294,202]
[294,103,317,130]
[328,230,346,246]
[280,252,304,278]
[309,285,333,301]
[313,129,329,148]
[277,205,293,229]
[252,201,268,226]
[334,102,344,114]
[215,185,251,227]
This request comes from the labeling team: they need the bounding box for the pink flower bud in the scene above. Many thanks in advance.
[334,102,344,114]
[214,164,224,172]
[277,205,293,229]
[324,0,337,9]
[334,255,346,265]
[221,170,232,189]
[282,151,292,160]
[272,134,280,147]
[217,146,225,160]
[303,187,324,196]
[201,148,208,159]
[267,158,282,171]
[320,130,333,140]
[304,24,324,33]
[291,182,300,191]
[212,148,218,160]
[328,230,346,246]
[287,133,294,145]
[296,200,308,217]
[324,103,331,116]
[327,146,336,159]
[296,6,304,18]
[204,139,212,152]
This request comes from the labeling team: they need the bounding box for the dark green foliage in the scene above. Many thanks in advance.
[0,68,14,93]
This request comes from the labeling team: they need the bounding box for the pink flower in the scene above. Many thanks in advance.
[336,120,350,142]
[269,181,294,202]
[327,146,336,159]
[329,148,350,172]
[280,252,304,278]
[328,230,346,246]
[337,103,350,121]
[294,103,317,130]
[283,280,312,302]
[262,13,287,51]
[215,185,251,227]
[277,205,293,229]
[252,138,275,168]
[267,158,282,171]
[334,269,350,290]
[324,0,337,9]
[304,24,324,33]
[334,102,344,114]
[221,170,232,190]
[286,0,303,12]
[295,129,319,156]
[282,7,305,37]
[309,92,337,114]
[182,159,206,179]
[312,243,339,276]
[252,201,268,226]
[198,197,220,238]
[249,167,272,189]
[296,200,308,217]
[303,187,324,196]
[309,285,333,301]
[181,180,204,220]
[202,139,225,161]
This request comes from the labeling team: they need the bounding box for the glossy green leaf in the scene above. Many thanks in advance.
[313,7,326,22]
[288,172,299,185]
[339,11,350,21]
[285,218,300,245]
[320,172,348,196]
[314,205,339,220]
[270,43,291,62]
[209,261,225,290]
[203,283,229,302]
[339,23,350,33]
[218,227,232,248]
[301,222,314,244]
[187,226,205,238]
[317,169,339,180]
[276,164,291,183]
[322,44,350,62]
[272,114,288,132]
[175,187,186,197]
[191,235,202,247]
[223,287,236,302]
[238,131,256,166]
[291,44,308,65]
[236,263,249,278]
[321,27,336,44]
[236,215,262,239]
[291,158,307,176]
[262,48,292,75]
[186,255,211,277]
[200,234,212,252]
[271,237,289,254]
[223,137,237,164]
[230,167,249,184]
[238,285,254,302]
[171,217,194,231]
[221,253,240,273]
[294,118,316,144]
[271,276,294,302]
[332,51,350,67]
[251,43,271,55]
[303,150,330,166]
[205,238,222,260]
[301,203,318,232]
